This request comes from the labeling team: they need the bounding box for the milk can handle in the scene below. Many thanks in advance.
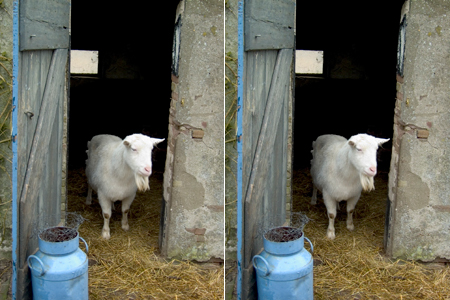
[305,236,313,254]
[79,236,89,254]
[252,255,271,277]
[27,255,46,277]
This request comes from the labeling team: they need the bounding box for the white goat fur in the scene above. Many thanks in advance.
[85,134,164,239]
[310,134,389,239]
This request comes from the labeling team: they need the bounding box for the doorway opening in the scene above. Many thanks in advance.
[294,1,405,169]
[292,0,406,296]
[68,1,179,245]
[293,0,405,209]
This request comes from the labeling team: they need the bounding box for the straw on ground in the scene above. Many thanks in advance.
[293,169,450,300]
[68,168,224,300]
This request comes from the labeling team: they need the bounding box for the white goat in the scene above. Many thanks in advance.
[310,134,389,239]
[85,134,164,239]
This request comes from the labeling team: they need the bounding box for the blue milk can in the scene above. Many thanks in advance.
[27,227,89,300]
[253,227,313,300]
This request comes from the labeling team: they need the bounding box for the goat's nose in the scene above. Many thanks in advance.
[145,166,152,173]
[370,167,377,173]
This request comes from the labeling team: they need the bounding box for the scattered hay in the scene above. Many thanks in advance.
[68,168,224,300]
[293,168,450,299]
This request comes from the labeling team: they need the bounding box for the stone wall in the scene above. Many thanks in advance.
[387,0,450,261]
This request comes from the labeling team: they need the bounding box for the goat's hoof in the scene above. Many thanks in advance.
[347,224,355,231]
[122,224,129,231]
[102,231,110,240]
[311,199,317,205]
[86,200,91,205]
[326,230,336,240]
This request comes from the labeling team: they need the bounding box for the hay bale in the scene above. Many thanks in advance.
[68,168,224,300]
[293,169,450,299]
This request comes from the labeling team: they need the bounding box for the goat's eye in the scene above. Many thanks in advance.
[131,148,137,152]
[356,148,362,152]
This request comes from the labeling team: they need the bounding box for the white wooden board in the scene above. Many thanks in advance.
[295,50,323,74]
[70,50,99,74]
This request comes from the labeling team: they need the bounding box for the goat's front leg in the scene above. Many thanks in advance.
[323,193,337,240]
[86,184,93,205]
[98,193,112,239]
[311,185,318,205]
[121,194,136,231]
[346,195,361,232]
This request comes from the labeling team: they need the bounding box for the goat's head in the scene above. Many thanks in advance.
[123,134,165,191]
[348,134,390,191]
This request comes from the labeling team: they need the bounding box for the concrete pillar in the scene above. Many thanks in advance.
[161,0,224,261]
[386,0,450,261]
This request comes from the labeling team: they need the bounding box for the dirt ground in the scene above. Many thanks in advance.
[67,168,224,300]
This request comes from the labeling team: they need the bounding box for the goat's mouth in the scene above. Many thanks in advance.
[364,170,377,177]
[138,170,152,177]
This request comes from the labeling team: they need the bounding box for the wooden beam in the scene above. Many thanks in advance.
[19,0,70,51]
[245,0,295,51]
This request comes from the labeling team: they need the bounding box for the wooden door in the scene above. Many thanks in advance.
[239,0,295,298]
[15,0,70,298]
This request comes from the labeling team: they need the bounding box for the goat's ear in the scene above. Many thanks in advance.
[348,140,356,147]
[152,138,165,146]
[123,140,131,147]
[377,138,390,146]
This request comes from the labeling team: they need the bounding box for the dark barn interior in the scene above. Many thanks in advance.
[69,2,180,171]
[294,0,406,171]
